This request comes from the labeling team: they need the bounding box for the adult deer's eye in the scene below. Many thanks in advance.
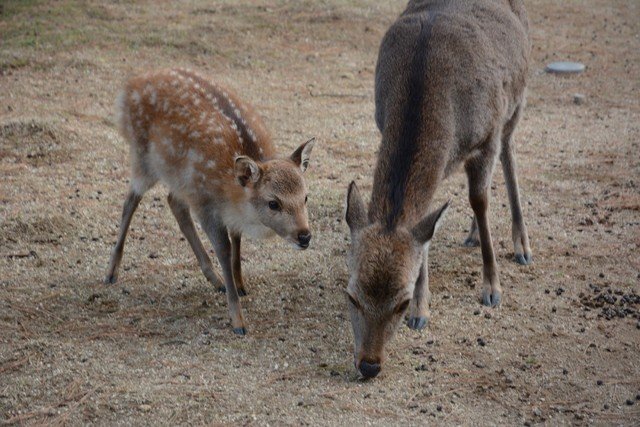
[268,200,280,211]
[347,294,360,310]
[395,299,411,314]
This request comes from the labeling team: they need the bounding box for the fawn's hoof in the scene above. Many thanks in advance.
[515,253,533,265]
[463,237,480,247]
[482,289,502,307]
[407,317,428,330]
[233,327,246,336]
[104,274,117,285]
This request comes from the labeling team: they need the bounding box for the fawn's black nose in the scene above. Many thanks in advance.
[359,360,381,379]
[297,232,311,248]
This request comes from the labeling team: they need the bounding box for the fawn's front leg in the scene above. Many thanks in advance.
[230,233,247,296]
[201,216,246,335]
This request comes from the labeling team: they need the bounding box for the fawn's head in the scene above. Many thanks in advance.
[234,138,315,249]
[344,182,448,378]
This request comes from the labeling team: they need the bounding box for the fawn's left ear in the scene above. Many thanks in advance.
[234,156,262,187]
[290,137,316,173]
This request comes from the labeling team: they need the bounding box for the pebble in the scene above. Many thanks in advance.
[562,368,568,375]
[477,338,486,347]
[573,93,586,105]
[597,380,603,386]
[626,399,635,406]
[545,61,585,74]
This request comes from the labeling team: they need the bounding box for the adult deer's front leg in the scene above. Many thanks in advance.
[408,252,430,330]
[201,216,246,335]
[466,151,501,307]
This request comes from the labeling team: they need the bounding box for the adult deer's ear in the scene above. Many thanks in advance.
[290,137,316,173]
[345,181,367,234]
[411,200,450,246]
[234,156,261,187]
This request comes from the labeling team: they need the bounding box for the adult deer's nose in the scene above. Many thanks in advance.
[359,360,381,378]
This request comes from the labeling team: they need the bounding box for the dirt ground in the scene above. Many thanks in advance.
[1,0,639,425]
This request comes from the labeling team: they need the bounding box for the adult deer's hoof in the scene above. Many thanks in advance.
[104,274,117,285]
[237,288,247,297]
[482,289,502,307]
[515,252,532,265]
[233,327,246,336]
[407,317,428,330]
[463,237,480,247]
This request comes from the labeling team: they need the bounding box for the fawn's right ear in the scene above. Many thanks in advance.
[345,181,367,233]
[234,156,262,187]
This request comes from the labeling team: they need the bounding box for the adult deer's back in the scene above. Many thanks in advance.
[345,0,532,378]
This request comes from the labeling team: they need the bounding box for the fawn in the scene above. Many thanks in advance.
[345,0,532,378]
[105,68,316,335]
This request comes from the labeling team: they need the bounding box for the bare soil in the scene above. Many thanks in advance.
[1,0,639,425]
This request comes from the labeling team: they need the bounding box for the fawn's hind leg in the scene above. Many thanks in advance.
[500,105,532,265]
[105,190,144,284]
[167,193,224,289]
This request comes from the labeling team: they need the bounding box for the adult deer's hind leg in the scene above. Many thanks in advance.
[500,105,532,265]
[465,143,502,307]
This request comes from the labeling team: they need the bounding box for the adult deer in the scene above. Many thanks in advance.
[345,0,531,378]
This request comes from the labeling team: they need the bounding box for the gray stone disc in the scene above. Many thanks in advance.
[545,61,585,74]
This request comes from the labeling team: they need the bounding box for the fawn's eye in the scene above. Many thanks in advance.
[268,200,280,211]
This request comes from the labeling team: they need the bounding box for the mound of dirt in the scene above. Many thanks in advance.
[0,119,73,167]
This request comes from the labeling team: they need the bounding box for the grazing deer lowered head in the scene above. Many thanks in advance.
[105,68,316,335]
[345,0,532,378]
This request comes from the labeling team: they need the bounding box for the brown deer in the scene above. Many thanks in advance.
[105,68,316,335]
[345,0,532,378]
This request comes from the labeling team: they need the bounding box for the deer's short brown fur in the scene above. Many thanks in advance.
[105,68,315,335]
[345,0,532,378]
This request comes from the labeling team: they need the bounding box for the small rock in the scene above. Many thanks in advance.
[139,404,151,412]
[596,380,603,386]
[573,93,586,105]
[484,312,492,319]
[473,309,480,316]
[626,399,635,406]
[436,405,443,412]
[562,368,568,375]
[477,337,486,347]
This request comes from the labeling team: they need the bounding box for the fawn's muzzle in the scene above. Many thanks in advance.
[297,231,311,248]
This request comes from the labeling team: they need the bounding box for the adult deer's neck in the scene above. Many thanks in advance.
[367,13,443,230]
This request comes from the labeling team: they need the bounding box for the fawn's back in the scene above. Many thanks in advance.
[116,68,275,204]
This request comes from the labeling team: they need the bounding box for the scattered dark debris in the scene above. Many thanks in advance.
[579,284,640,320]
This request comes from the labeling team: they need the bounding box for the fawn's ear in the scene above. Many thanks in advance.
[234,156,262,187]
[345,181,367,233]
[411,201,450,246]
[290,137,316,173]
